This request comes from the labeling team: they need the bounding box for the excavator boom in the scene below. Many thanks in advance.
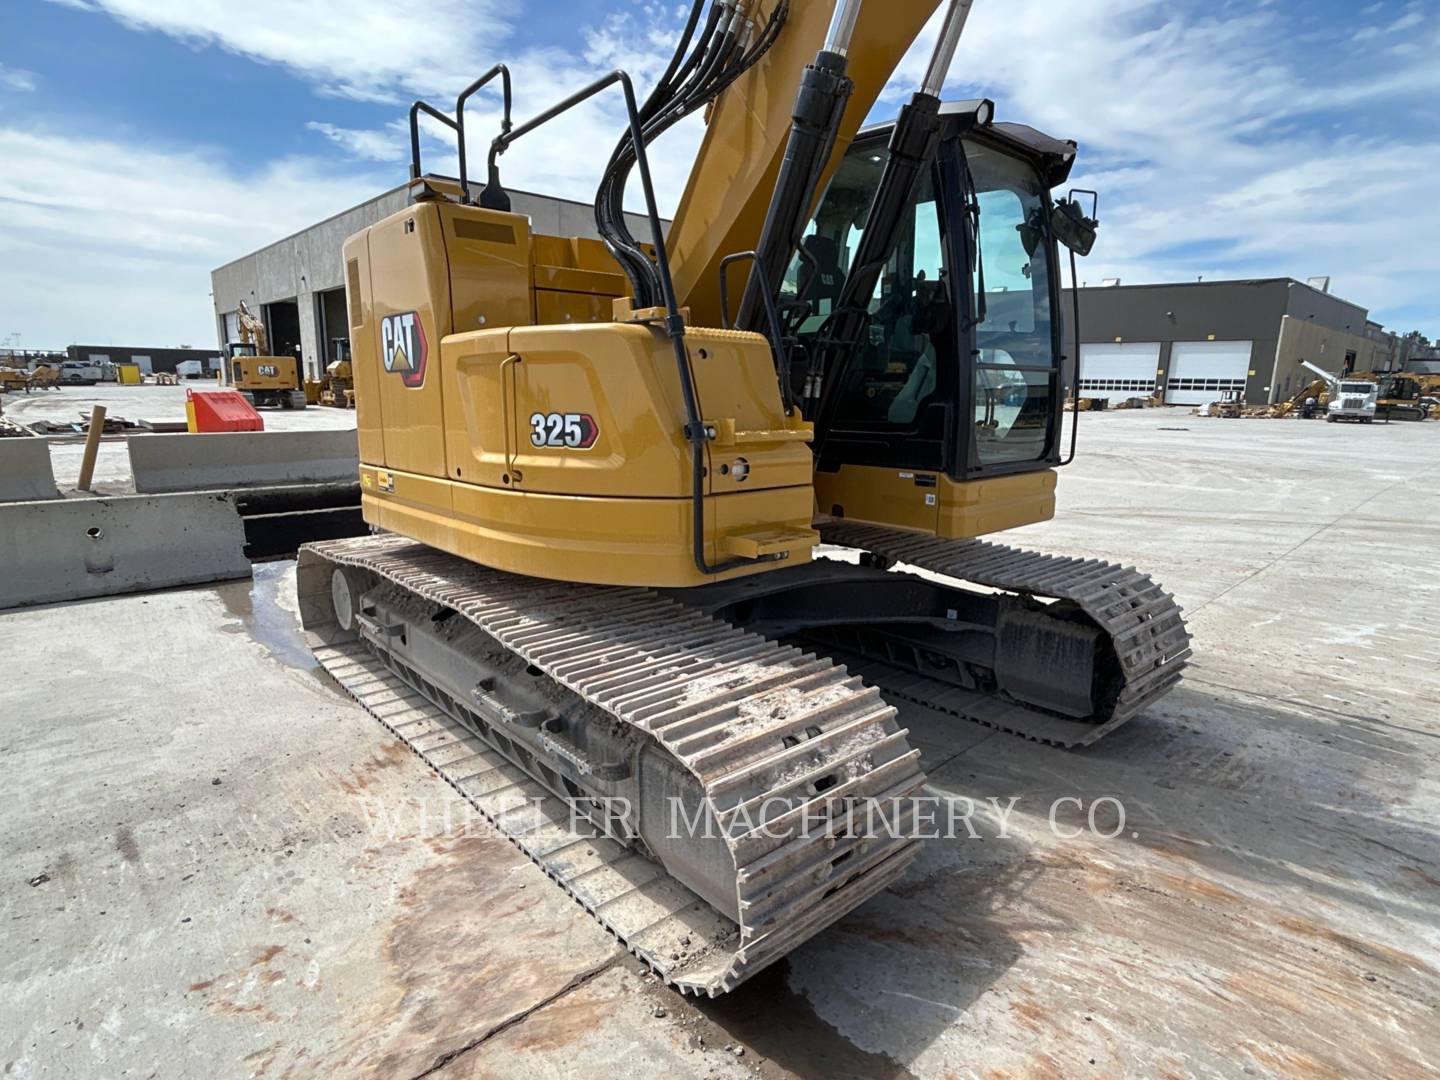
[666,0,943,326]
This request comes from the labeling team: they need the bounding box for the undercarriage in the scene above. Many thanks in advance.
[297,526,1189,995]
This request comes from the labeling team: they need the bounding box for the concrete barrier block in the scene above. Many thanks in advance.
[0,438,59,503]
[0,492,251,610]
[128,430,359,494]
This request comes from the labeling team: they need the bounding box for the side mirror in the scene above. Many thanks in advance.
[1018,207,1045,258]
[1051,197,1098,256]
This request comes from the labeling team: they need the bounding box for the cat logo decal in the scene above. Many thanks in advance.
[381,311,427,388]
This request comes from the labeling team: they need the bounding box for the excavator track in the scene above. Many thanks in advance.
[297,535,926,997]
[817,520,1192,746]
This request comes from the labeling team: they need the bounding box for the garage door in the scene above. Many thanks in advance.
[1076,342,1161,401]
[1165,341,1252,405]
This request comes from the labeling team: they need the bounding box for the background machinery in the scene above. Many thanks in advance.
[298,0,1190,996]
[1267,374,1331,419]
[1291,359,1376,423]
[320,338,355,408]
[1371,371,1440,421]
[226,300,307,409]
[1327,378,1378,424]
[0,366,35,394]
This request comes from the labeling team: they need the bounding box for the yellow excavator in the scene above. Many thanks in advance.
[226,300,308,409]
[297,0,1190,995]
[1371,371,1440,421]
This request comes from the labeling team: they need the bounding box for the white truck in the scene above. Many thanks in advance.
[57,360,102,385]
[1300,360,1377,424]
[1327,379,1378,423]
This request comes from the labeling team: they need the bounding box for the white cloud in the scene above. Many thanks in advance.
[295,6,703,214]
[40,0,521,102]
[0,128,381,347]
[305,121,407,163]
[0,64,38,92]
[3,3,701,350]
[20,0,1440,342]
[54,0,700,211]
[1387,11,1425,32]
[884,0,1440,334]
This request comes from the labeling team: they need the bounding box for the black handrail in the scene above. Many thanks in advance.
[488,69,774,577]
[407,65,512,206]
[719,250,794,414]
[456,65,512,208]
[408,102,457,181]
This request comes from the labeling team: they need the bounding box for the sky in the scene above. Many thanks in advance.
[1,0,1437,350]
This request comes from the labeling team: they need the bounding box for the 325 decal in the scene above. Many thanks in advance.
[529,412,599,449]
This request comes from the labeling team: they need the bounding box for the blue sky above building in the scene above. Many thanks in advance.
[2,0,1437,347]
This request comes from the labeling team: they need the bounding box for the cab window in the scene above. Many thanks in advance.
[964,139,1056,467]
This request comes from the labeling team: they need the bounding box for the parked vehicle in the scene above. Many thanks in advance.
[58,361,102,385]
[1327,380,1378,423]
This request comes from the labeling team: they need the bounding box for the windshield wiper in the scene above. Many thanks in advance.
[963,159,987,330]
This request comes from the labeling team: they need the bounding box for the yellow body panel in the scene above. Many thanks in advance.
[345,122,1055,586]
[356,205,456,477]
[536,290,615,325]
[230,355,298,391]
[816,465,1056,540]
[442,204,533,334]
[348,198,822,587]
[361,465,814,588]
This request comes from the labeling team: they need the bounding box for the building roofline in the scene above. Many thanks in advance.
[68,344,219,353]
[210,177,641,276]
[1065,276,1366,312]
[1070,276,1281,292]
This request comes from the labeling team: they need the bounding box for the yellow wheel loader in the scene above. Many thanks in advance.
[297,0,1190,996]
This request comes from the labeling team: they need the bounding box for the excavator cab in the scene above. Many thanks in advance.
[795,107,1082,536]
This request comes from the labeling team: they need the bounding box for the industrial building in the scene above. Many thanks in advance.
[215,184,1425,411]
[1060,277,1386,406]
[210,181,661,380]
[63,344,222,376]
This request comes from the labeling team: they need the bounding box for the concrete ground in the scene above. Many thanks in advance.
[2,408,1437,1078]
[0,383,355,491]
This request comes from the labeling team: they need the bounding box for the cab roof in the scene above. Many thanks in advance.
[859,99,1079,189]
